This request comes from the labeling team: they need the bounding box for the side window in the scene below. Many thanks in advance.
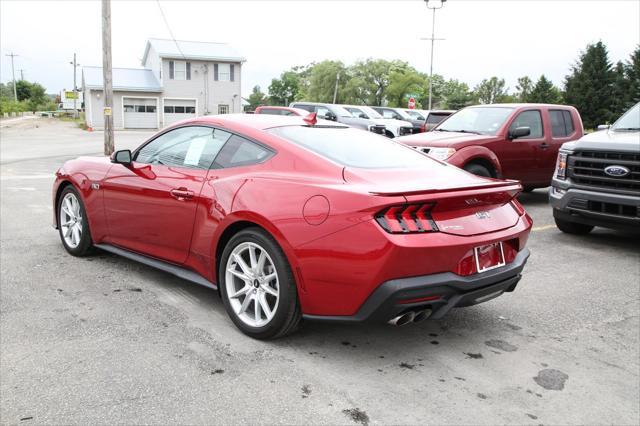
[509,110,543,139]
[135,126,230,169]
[315,106,330,117]
[550,110,568,137]
[213,135,273,168]
[293,104,314,113]
[563,110,574,134]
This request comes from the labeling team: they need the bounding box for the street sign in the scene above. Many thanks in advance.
[408,97,416,109]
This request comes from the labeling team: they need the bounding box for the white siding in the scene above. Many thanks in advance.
[85,90,160,129]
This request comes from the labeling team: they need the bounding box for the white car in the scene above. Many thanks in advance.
[343,105,413,138]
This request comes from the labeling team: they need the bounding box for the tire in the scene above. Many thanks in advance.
[219,227,301,339]
[57,185,94,256]
[554,215,594,235]
[464,163,492,178]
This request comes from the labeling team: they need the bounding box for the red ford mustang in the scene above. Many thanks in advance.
[53,113,532,339]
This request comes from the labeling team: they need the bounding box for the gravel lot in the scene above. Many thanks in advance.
[1,118,639,425]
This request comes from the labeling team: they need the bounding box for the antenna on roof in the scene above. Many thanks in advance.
[303,112,317,126]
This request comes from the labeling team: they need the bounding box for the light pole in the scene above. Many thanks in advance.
[423,0,446,110]
[5,52,18,101]
[69,53,80,118]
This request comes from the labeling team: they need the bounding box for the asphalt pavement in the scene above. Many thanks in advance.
[1,118,638,425]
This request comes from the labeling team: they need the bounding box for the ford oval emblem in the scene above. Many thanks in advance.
[604,165,630,177]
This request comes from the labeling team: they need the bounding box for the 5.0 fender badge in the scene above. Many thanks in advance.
[475,211,491,219]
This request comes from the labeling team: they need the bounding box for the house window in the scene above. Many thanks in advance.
[218,104,229,114]
[218,64,230,81]
[185,106,196,113]
[169,61,191,80]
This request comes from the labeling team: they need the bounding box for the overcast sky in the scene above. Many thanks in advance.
[1,0,638,97]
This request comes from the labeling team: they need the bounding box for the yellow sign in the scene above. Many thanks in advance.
[65,91,77,99]
[103,107,112,116]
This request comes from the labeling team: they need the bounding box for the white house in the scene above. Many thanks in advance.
[82,38,245,129]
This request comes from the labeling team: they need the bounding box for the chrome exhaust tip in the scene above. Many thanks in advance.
[388,311,416,326]
[412,308,432,323]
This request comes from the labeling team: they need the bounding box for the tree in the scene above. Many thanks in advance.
[15,80,32,101]
[515,76,533,102]
[305,60,349,103]
[611,61,630,117]
[473,77,508,104]
[268,71,301,106]
[564,41,614,128]
[440,79,473,110]
[386,69,426,107]
[246,85,267,111]
[625,45,640,108]
[528,75,562,104]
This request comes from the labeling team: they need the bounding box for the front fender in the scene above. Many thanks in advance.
[448,146,503,177]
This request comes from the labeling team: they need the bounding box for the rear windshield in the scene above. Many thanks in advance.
[267,126,436,168]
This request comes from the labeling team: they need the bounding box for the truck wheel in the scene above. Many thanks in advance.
[464,163,492,178]
[554,216,594,235]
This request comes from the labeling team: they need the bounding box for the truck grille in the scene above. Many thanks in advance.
[399,126,413,136]
[568,150,640,193]
[568,198,640,218]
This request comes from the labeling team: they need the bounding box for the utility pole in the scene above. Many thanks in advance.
[102,0,114,155]
[332,71,340,104]
[422,0,447,110]
[5,52,18,101]
[70,53,79,118]
[19,69,25,81]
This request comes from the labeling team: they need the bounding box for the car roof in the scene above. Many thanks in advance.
[171,113,343,131]
[468,103,574,109]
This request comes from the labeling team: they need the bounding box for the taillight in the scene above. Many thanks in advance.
[375,203,439,234]
[420,123,426,132]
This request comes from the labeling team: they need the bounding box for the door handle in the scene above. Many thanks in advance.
[539,143,549,149]
[170,187,194,201]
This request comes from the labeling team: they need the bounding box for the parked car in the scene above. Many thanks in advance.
[343,105,413,138]
[372,106,425,133]
[290,101,386,135]
[411,109,456,131]
[395,104,584,191]
[254,106,308,116]
[549,102,640,234]
[53,113,532,339]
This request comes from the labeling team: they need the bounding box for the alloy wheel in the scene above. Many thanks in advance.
[225,242,280,327]
[60,192,83,248]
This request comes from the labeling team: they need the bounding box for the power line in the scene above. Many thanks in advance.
[5,52,18,100]
[156,0,187,61]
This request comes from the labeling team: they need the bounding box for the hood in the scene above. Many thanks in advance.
[395,131,499,148]
[370,118,413,129]
[562,130,640,153]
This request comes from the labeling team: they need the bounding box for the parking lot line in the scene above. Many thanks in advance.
[532,224,556,232]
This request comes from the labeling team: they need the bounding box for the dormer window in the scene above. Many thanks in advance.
[169,60,191,80]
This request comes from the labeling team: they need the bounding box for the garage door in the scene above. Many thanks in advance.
[163,99,196,127]
[123,98,158,129]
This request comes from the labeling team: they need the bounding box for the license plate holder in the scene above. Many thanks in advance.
[474,242,505,273]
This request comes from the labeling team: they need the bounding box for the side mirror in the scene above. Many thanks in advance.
[324,112,337,122]
[358,113,369,119]
[508,126,531,139]
[111,149,132,165]
[597,124,610,131]
[417,116,425,121]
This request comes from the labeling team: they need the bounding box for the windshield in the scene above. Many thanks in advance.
[359,106,382,119]
[611,103,640,131]
[405,110,424,119]
[329,105,355,118]
[436,107,514,135]
[268,126,437,169]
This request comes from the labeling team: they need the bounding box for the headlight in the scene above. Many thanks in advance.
[555,152,568,180]
[426,147,456,161]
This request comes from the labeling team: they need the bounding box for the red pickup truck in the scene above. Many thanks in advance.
[396,104,583,191]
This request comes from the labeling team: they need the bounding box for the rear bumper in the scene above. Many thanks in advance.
[303,248,529,323]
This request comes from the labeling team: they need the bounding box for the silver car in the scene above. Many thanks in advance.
[342,105,413,138]
[290,102,386,135]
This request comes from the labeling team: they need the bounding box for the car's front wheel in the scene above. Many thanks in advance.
[57,185,94,256]
[219,227,301,339]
